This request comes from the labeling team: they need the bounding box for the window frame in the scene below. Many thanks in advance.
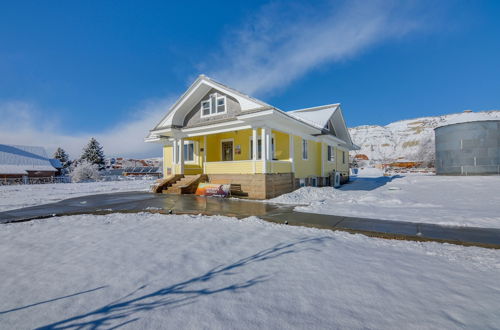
[200,94,227,118]
[327,146,335,162]
[176,141,196,164]
[302,139,308,160]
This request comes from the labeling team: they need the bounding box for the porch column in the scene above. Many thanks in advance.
[203,135,207,173]
[252,128,258,173]
[179,138,185,174]
[289,134,295,172]
[172,139,178,175]
[261,127,268,174]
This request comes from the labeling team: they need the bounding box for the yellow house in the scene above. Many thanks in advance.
[146,75,358,199]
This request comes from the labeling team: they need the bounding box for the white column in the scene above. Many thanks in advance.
[252,128,258,173]
[266,129,272,160]
[179,138,185,174]
[261,127,267,174]
[203,135,207,174]
[289,134,295,173]
[172,139,178,175]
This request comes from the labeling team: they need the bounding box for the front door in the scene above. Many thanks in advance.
[222,141,233,161]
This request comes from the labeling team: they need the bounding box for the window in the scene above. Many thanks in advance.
[176,141,195,162]
[184,142,194,162]
[201,101,210,116]
[302,139,308,160]
[217,98,225,113]
[327,146,335,162]
[250,137,262,160]
[342,151,345,164]
[200,93,226,117]
[311,177,317,187]
[271,137,275,159]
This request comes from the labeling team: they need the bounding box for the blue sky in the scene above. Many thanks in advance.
[1,0,499,158]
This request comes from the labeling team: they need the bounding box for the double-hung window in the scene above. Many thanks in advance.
[302,139,308,160]
[200,93,226,117]
[327,146,335,162]
[176,141,195,162]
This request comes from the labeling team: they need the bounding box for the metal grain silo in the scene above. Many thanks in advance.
[435,120,500,175]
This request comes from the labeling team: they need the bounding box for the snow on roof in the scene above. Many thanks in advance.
[288,104,340,130]
[0,144,57,174]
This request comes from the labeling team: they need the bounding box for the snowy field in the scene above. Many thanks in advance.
[271,169,500,229]
[0,178,155,212]
[0,213,499,329]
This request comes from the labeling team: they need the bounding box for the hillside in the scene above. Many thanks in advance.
[349,110,500,165]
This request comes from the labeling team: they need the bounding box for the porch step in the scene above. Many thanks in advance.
[164,174,208,195]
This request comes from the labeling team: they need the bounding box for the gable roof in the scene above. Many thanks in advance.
[153,75,271,130]
[0,144,58,174]
[288,104,340,130]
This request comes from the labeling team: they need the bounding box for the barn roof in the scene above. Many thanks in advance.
[0,144,58,174]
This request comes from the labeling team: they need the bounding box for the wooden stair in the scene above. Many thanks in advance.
[151,174,183,193]
[163,174,208,195]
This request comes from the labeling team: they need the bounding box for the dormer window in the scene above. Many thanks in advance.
[200,93,226,117]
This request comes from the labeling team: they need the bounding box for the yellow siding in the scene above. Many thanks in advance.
[205,161,256,174]
[273,130,289,160]
[336,147,349,176]
[292,136,322,179]
[270,161,292,173]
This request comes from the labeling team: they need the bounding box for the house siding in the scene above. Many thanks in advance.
[183,88,242,127]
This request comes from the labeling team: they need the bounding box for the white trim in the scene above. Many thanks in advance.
[203,135,207,173]
[327,145,335,162]
[220,138,235,161]
[182,140,197,164]
[261,127,267,174]
[179,138,185,174]
[302,139,308,160]
[200,93,227,118]
[249,134,262,160]
[205,160,257,164]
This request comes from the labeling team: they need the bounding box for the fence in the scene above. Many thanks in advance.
[0,176,72,185]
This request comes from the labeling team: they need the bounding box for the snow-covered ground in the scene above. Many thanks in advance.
[0,178,155,212]
[1,213,499,329]
[271,168,500,228]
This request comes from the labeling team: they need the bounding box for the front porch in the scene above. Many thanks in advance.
[165,127,294,176]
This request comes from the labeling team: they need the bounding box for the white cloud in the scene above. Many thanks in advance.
[208,0,427,96]
[0,98,173,159]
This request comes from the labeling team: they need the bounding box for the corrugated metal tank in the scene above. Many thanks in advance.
[435,120,500,175]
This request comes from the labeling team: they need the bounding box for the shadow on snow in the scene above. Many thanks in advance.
[34,236,332,329]
[340,175,404,191]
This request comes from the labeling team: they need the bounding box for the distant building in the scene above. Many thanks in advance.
[0,144,61,182]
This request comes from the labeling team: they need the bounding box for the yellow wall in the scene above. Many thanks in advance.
[293,136,322,178]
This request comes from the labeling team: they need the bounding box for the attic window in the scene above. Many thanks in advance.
[201,101,210,116]
[200,94,227,117]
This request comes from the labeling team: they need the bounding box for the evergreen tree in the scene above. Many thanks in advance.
[80,138,105,170]
[53,147,70,168]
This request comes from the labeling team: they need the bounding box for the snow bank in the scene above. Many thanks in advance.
[271,171,500,228]
[1,213,499,329]
[0,178,154,212]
